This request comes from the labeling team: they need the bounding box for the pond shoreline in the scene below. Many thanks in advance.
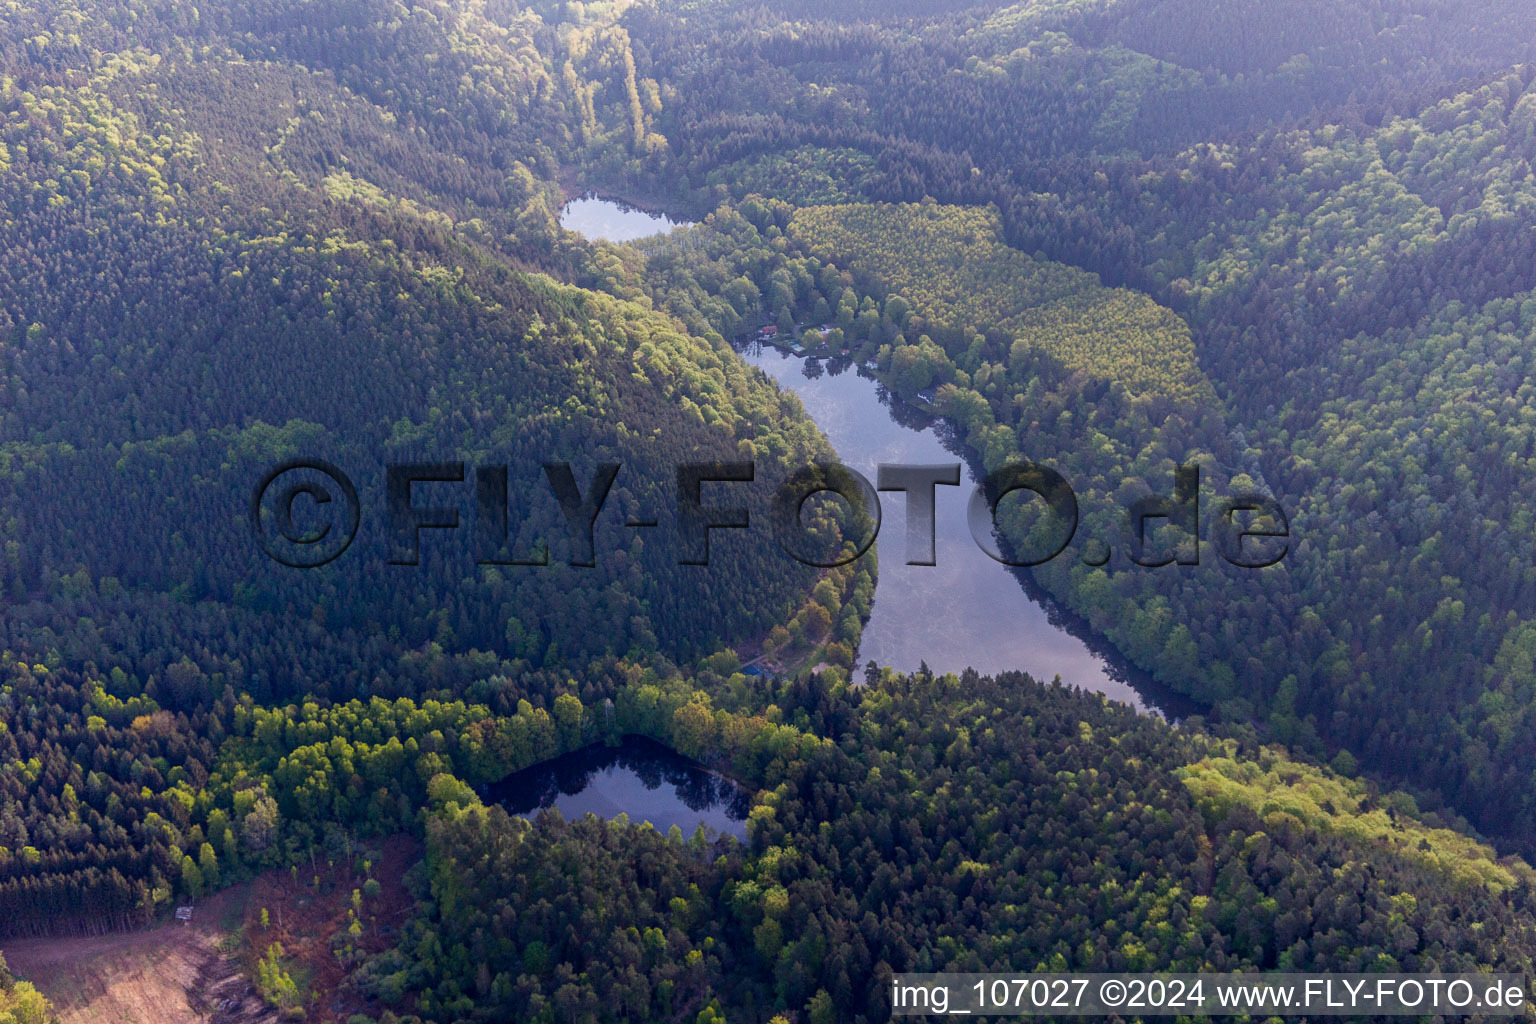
[739,343,1204,721]
[558,193,693,242]
[483,734,753,840]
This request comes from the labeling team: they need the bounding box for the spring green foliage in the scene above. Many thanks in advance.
[0,957,51,1024]
[372,669,1536,1021]
[617,0,1536,851]
[0,984,52,1024]
[790,202,1210,401]
[792,202,1090,321]
[0,0,858,671]
[0,0,880,942]
[6,0,1536,1020]
[1180,745,1536,892]
[639,200,1265,718]
[256,942,305,1018]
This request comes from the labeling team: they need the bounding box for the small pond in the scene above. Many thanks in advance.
[486,735,751,839]
[560,196,691,243]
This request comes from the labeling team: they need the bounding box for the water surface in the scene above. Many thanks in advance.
[560,196,690,242]
[486,735,750,839]
[744,345,1194,716]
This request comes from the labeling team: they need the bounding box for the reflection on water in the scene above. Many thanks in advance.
[486,735,750,839]
[559,196,691,243]
[743,344,1199,719]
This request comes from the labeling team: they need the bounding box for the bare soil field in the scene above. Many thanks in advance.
[3,835,420,1024]
[2,885,276,1024]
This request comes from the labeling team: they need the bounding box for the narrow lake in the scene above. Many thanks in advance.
[560,196,691,243]
[486,736,751,840]
[743,344,1195,717]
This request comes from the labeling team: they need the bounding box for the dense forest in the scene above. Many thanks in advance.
[607,0,1536,848]
[4,0,1536,1022]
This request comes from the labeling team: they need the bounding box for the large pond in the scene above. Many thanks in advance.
[743,344,1195,717]
[486,735,751,839]
[560,196,691,243]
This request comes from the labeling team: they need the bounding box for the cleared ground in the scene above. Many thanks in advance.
[2,886,276,1024]
[3,835,419,1024]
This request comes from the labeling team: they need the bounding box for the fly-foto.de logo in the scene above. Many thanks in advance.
[250,460,1288,571]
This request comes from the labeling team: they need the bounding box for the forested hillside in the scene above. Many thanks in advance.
[0,0,868,942]
[373,668,1536,1022]
[632,198,1289,715]
[4,0,1536,1022]
[0,13,847,664]
[610,0,1536,851]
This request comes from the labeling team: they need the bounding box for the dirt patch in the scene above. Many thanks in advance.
[1,836,420,1024]
[238,835,420,1023]
[2,885,276,1024]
